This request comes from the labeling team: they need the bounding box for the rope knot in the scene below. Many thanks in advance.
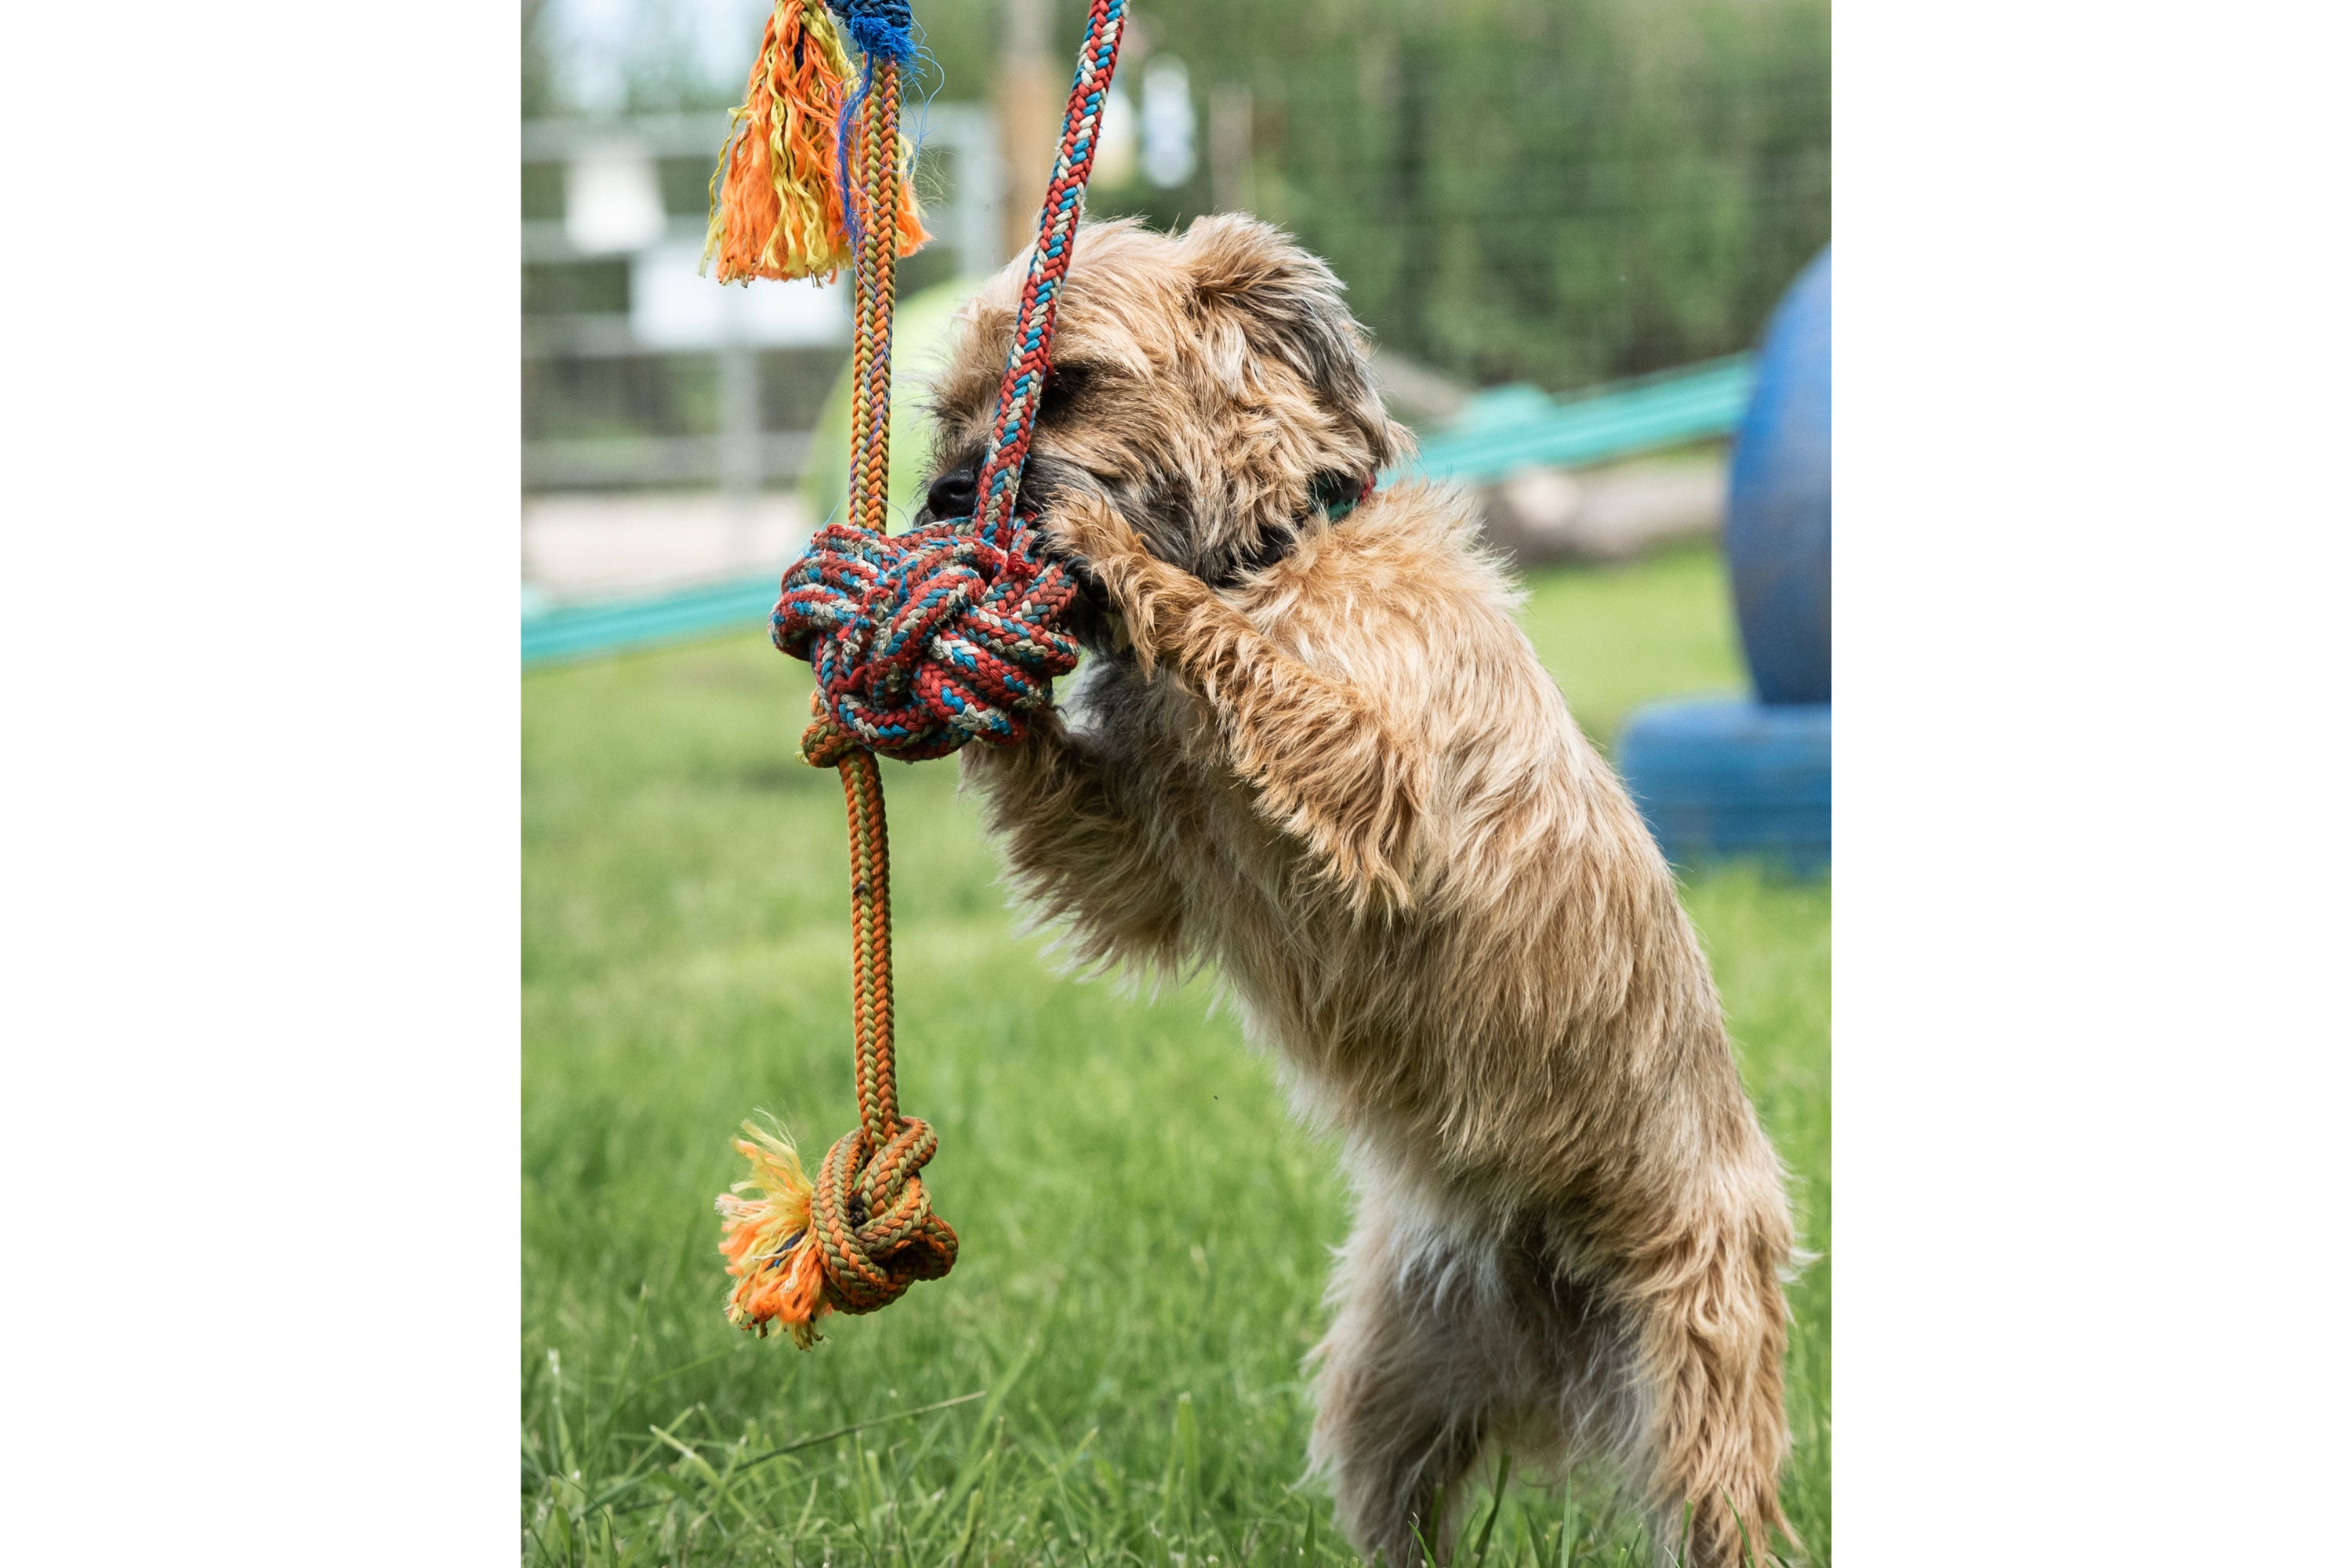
[774,516,1082,762]
[716,1114,956,1346]
[809,1116,958,1314]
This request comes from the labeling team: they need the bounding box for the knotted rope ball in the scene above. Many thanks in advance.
[717,1113,956,1346]
[775,516,1083,764]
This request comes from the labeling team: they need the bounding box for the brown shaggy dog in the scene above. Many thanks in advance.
[924,216,1800,1567]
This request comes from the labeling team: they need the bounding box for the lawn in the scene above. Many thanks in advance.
[522,542,1829,1566]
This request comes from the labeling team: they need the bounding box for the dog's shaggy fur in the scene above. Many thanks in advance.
[926,217,1799,1567]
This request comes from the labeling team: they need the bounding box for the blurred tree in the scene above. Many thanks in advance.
[1100,0,1831,390]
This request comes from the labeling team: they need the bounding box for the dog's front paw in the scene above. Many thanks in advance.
[1042,493,1213,675]
[1044,489,1152,568]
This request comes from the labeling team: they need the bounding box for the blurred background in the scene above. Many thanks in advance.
[519,0,1828,604]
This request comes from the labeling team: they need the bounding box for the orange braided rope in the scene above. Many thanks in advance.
[717,50,956,1348]
[846,59,900,536]
[719,0,1128,1348]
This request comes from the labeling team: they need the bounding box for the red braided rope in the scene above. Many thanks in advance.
[971,0,1130,538]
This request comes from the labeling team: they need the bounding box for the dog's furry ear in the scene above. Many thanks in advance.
[1177,214,1406,474]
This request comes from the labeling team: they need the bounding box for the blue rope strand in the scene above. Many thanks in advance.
[829,0,915,63]
[828,0,920,251]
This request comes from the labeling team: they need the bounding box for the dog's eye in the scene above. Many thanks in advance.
[1037,365,1093,422]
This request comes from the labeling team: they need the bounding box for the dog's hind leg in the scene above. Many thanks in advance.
[1309,1200,1526,1567]
[1612,1204,1795,1568]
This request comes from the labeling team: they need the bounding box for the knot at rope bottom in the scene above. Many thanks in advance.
[811,1116,957,1308]
[717,1117,957,1346]
[774,516,1081,764]
[717,750,958,1345]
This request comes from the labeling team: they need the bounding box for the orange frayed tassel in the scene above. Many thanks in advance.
[715,1119,832,1347]
[704,0,927,283]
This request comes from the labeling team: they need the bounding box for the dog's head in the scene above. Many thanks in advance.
[917,216,1409,608]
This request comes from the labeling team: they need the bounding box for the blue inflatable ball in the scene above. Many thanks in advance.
[1724,247,1831,706]
[1617,698,1830,874]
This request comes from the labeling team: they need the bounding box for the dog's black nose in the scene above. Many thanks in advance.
[926,466,978,521]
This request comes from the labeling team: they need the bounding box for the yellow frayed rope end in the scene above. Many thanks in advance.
[715,1118,830,1348]
[703,0,927,284]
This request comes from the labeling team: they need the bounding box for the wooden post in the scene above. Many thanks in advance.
[996,0,1058,263]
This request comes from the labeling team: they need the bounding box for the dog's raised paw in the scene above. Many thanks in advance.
[1046,492,1154,573]
[1042,494,1218,671]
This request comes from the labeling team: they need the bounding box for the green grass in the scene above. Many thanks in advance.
[523,543,1828,1565]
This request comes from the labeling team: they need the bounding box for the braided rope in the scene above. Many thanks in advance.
[782,0,1127,762]
[972,0,1129,539]
[720,0,1127,1346]
[847,55,900,538]
[808,749,957,1313]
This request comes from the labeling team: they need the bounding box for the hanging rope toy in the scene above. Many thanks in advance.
[714,0,1131,1348]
